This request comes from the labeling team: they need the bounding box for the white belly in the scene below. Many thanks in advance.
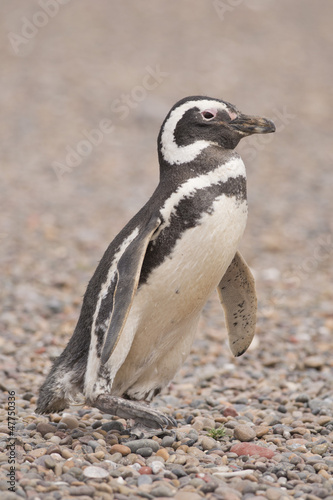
[109,194,248,398]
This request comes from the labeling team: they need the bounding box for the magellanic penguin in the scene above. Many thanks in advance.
[36,96,275,428]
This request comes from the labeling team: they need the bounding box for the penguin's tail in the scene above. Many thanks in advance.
[36,355,86,414]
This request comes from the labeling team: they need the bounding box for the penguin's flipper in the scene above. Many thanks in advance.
[217,251,257,357]
[101,215,161,365]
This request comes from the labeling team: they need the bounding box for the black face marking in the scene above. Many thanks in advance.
[95,275,117,357]
[139,175,246,285]
[171,107,242,151]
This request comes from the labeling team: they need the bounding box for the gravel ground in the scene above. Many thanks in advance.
[1,1,333,499]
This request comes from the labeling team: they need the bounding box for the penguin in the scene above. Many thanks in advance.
[36,96,275,428]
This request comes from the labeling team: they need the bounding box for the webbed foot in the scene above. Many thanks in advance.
[91,394,176,429]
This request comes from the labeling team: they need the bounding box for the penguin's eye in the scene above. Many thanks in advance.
[201,109,217,121]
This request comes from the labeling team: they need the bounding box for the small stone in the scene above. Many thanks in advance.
[36,422,56,436]
[311,443,329,455]
[150,460,164,474]
[0,453,9,462]
[223,407,238,417]
[83,466,109,478]
[170,465,187,478]
[44,456,56,469]
[200,436,217,450]
[138,474,153,486]
[295,393,310,403]
[230,443,275,458]
[162,435,175,447]
[147,455,165,466]
[156,448,169,461]
[101,421,124,432]
[151,483,175,497]
[109,444,131,456]
[255,426,270,438]
[61,448,73,459]
[264,414,281,426]
[136,447,153,457]
[60,415,79,429]
[69,485,95,496]
[22,392,34,401]
[187,446,205,458]
[304,356,324,368]
[110,452,122,462]
[29,447,48,458]
[318,469,331,480]
[266,487,284,500]
[190,477,205,487]
[233,424,256,442]
[318,415,332,426]
[214,487,241,500]
[139,466,152,475]
[125,439,160,453]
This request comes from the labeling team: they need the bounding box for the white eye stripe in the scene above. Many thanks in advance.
[160,99,229,165]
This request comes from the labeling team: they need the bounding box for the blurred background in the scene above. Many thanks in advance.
[0,0,332,394]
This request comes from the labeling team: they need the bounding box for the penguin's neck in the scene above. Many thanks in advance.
[158,145,242,186]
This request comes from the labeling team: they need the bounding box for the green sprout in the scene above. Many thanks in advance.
[207,426,226,440]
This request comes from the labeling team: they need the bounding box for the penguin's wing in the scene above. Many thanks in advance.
[101,215,161,365]
[217,251,257,357]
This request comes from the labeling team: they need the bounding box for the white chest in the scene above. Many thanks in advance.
[108,194,248,397]
[143,194,248,319]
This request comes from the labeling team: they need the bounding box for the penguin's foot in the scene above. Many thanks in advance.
[91,395,176,429]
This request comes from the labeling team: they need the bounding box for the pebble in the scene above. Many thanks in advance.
[125,439,160,453]
[83,466,109,478]
[162,435,175,447]
[29,447,48,458]
[233,424,257,442]
[109,444,131,456]
[36,422,56,437]
[304,356,324,368]
[137,474,153,486]
[137,447,153,457]
[101,421,124,432]
[200,435,217,450]
[44,456,56,469]
[60,415,79,429]
[151,483,176,497]
[150,460,165,473]
[230,442,275,458]
[69,485,95,496]
[138,466,152,475]
[311,443,329,455]
[156,448,169,460]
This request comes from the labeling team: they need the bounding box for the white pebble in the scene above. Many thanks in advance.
[83,466,109,479]
[151,460,165,474]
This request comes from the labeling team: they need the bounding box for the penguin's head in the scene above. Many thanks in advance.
[158,96,275,166]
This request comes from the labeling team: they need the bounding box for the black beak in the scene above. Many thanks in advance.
[230,113,276,136]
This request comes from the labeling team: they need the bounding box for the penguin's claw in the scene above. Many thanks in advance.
[92,395,176,429]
